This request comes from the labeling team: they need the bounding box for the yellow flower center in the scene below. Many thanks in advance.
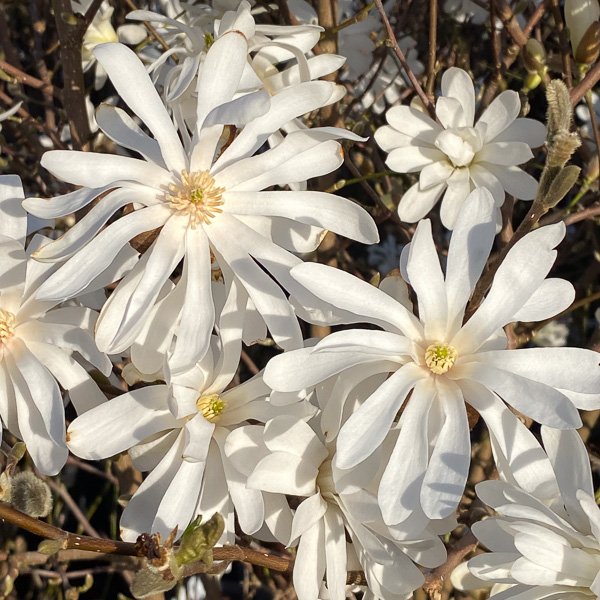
[0,310,16,344]
[424,342,458,375]
[167,170,225,228]
[196,393,226,423]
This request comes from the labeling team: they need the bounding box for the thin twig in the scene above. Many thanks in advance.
[0,59,61,100]
[549,0,573,89]
[373,0,437,119]
[426,0,438,97]
[571,60,600,106]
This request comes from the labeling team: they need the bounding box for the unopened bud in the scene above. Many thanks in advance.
[565,0,600,64]
[175,513,224,568]
[9,471,53,518]
[523,38,547,73]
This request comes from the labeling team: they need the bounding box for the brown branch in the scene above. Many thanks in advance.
[52,0,91,150]
[549,0,572,89]
[423,531,479,599]
[0,59,61,100]
[373,0,437,119]
[426,0,438,97]
[0,502,367,585]
[571,60,600,106]
[0,502,137,555]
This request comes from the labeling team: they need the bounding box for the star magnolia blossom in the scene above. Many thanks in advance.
[225,416,447,600]
[264,188,600,532]
[25,34,377,374]
[0,233,111,475]
[455,427,600,600]
[67,284,316,542]
[374,67,547,229]
[128,1,343,109]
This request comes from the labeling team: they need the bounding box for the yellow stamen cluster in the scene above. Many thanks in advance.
[0,310,16,344]
[196,393,226,423]
[167,170,225,228]
[425,342,458,375]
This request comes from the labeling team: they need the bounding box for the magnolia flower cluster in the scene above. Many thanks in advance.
[1,0,598,599]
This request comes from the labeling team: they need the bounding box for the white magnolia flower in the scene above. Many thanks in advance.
[128,0,343,111]
[226,415,447,600]
[264,188,600,532]
[459,427,600,600]
[0,236,110,475]
[67,286,315,542]
[0,177,118,475]
[25,35,377,373]
[73,0,146,90]
[375,67,547,229]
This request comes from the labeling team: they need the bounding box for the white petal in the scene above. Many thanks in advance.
[337,362,428,469]
[476,142,533,166]
[222,190,378,244]
[208,222,302,350]
[0,175,27,245]
[93,43,186,173]
[248,452,318,496]
[493,119,547,146]
[439,169,473,229]
[290,491,328,543]
[183,413,214,463]
[479,163,538,199]
[452,222,566,353]
[323,506,347,600]
[25,340,106,414]
[152,456,206,538]
[67,386,177,459]
[445,188,496,337]
[421,379,470,519]
[32,187,144,262]
[293,520,326,600]
[290,262,424,339]
[35,205,171,301]
[441,67,475,127]
[510,278,575,322]
[462,380,558,499]
[453,361,582,429]
[476,90,521,143]
[378,380,435,526]
[95,104,165,167]
[169,227,214,373]
[473,347,600,394]
[214,81,341,171]
[120,432,185,541]
[6,342,68,475]
[382,105,442,144]
[541,427,594,534]
[40,150,171,190]
[397,181,446,223]
[386,146,446,173]
[406,219,447,340]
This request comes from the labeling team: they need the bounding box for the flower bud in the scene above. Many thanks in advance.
[523,38,547,73]
[565,0,600,64]
[9,471,53,518]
